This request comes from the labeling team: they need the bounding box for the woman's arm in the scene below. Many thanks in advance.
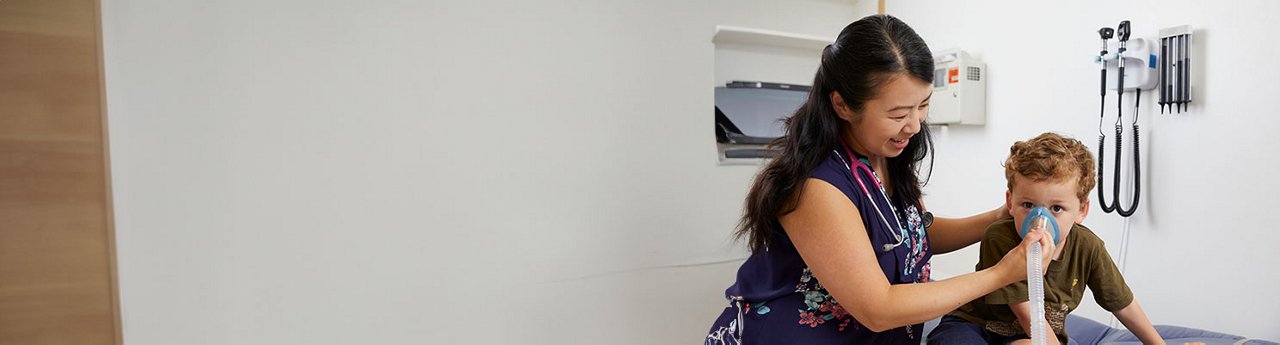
[927,204,1009,254]
[1114,300,1164,345]
[782,179,1054,332]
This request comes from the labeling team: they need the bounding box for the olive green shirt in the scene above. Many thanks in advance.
[950,218,1134,344]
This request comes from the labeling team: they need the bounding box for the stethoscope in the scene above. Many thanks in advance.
[833,145,909,252]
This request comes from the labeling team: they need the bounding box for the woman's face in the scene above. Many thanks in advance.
[831,73,931,159]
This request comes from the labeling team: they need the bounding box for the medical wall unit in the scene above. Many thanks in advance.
[1095,21,1197,217]
[928,49,986,125]
[1095,20,1198,218]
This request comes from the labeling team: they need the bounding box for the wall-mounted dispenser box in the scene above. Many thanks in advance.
[714,81,809,161]
[929,49,986,125]
[712,25,829,164]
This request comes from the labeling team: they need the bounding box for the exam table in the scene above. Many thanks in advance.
[921,315,1278,344]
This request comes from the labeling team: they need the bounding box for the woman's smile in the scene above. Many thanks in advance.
[890,137,911,150]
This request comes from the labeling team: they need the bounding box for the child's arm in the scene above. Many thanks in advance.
[1113,299,1164,345]
[1077,227,1161,344]
[1010,301,1061,345]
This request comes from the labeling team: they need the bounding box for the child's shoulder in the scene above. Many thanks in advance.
[1068,223,1107,248]
[982,218,1019,244]
[1065,223,1118,265]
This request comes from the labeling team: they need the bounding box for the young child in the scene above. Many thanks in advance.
[928,133,1163,345]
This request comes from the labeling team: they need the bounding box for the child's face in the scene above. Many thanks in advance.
[1006,174,1089,244]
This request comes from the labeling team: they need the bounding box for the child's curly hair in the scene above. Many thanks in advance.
[1004,132,1096,203]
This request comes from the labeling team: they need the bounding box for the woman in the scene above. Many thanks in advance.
[705,15,1055,344]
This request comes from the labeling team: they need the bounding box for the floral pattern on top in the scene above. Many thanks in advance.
[901,204,931,283]
[794,268,859,332]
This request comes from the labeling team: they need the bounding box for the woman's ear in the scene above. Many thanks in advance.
[829,91,855,122]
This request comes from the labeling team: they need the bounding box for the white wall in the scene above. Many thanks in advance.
[101,0,861,343]
[888,1,1280,341]
[105,0,1280,342]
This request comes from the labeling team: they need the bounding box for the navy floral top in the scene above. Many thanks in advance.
[706,149,932,344]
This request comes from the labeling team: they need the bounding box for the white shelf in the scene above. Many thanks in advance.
[712,25,834,51]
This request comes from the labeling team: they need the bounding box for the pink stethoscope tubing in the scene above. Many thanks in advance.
[836,144,907,252]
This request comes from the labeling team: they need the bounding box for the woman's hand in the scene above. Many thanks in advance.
[993,228,1056,284]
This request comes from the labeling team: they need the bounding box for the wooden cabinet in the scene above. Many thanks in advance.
[0,0,121,344]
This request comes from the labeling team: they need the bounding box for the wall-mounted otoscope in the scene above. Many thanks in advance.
[1116,21,1130,102]
[1096,27,1114,141]
[1098,27,1114,99]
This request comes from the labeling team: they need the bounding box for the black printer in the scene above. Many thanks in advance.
[714,81,810,159]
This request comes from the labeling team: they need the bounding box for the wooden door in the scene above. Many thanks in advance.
[0,0,122,343]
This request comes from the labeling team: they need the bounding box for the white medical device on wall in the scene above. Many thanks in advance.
[1099,37,1159,91]
[928,49,986,125]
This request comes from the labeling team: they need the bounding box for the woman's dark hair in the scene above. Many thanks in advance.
[735,15,936,252]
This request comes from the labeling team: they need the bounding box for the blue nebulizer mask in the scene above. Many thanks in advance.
[1020,206,1061,245]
